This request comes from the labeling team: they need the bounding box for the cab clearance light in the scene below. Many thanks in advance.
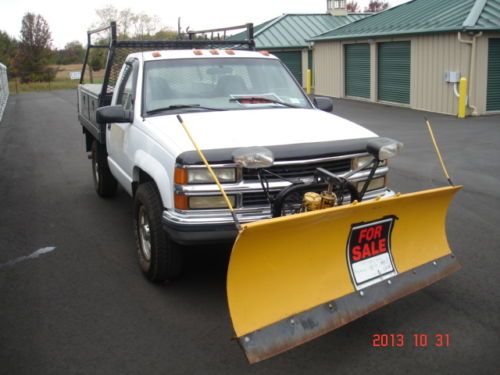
[209,50,219,55]
[225,50,235,55]
[260,51,270,56]
[193,50,203,56]
[152,51,161,58]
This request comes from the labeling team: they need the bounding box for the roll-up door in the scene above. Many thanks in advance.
[272,51,302,85]
[487,38,500,111]
[344,43,370,99]
[378,41,411,104]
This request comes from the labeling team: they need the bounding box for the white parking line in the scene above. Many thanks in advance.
[0,246,56,269]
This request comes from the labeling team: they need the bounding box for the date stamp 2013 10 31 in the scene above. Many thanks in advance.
[371,333,451,348]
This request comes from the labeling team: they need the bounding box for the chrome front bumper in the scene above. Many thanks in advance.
[162,188,395,245]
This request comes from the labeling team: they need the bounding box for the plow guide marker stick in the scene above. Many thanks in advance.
[425,117,454,186]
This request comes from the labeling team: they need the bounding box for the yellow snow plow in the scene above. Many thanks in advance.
[227,185,460,363]
[177,115,461,364]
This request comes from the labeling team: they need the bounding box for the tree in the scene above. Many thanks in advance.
[347,2,360,12]
[89,49,105,72]
[53,41,85,65]
[12,13,53,82]
[131,13,161,38]
[153,29,178,41]
[94,5,119,31]
[118,8,134,37]
[0,31,17,71]
[92,6,162,39]
[365,1,390,12]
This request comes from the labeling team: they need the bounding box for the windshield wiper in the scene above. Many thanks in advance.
[229,96,300,108]
[146,104,225,115]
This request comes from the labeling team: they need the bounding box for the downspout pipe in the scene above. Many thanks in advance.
[458,31,483,116]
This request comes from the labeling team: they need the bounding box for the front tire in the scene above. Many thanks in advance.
[91,140,117,197]
[134,182,183,283]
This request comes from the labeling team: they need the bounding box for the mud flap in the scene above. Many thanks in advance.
[227,186,461,363]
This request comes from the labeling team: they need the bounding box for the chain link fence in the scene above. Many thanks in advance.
[0,63,8,122]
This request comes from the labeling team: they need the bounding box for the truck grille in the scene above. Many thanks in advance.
[242,158,351,181]
[242,191,276,207]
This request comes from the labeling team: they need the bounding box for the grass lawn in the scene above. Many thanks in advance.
[8,64,105,93]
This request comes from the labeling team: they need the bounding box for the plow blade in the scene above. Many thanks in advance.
[227,186,461,363]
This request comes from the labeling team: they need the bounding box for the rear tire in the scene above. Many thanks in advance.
[91,140,117,197]
[134,182,183,283]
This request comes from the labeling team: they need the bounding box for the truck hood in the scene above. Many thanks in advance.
[144,108,377,156]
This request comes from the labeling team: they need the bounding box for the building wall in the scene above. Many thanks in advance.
[313,32,497,116]
[313,41,344,97]
[301,49,308,88]
[411,33,469,115]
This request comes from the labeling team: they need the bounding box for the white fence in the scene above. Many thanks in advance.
[0,63,8,122]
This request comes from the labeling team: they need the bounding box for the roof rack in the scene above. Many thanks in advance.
[80,21,255,105]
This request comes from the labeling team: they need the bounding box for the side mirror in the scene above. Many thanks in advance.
[96,105,133,124]
[313,96,333,112]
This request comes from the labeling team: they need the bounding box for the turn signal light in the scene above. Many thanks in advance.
[174,193,189,210]
[174,168,188,184]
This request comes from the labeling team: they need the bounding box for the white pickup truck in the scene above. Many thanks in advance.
[77,23,392,283]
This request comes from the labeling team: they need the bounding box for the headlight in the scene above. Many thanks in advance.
[188,168,236,184]
[352,156,386,170]
[175,167,236,184]
[352,155,373,170]
[357,177,386,192]
[189,195,236,209]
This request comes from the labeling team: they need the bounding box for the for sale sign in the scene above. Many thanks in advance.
[347,216,398,290]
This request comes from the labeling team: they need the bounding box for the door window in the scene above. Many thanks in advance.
[117,62,136,111]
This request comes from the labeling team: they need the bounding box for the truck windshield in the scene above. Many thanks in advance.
[143,57,312,114]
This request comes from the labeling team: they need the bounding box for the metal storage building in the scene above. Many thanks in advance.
[310,0,500,116]
[232,12,368,87]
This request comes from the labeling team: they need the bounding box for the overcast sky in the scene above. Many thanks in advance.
[1,0,410,49]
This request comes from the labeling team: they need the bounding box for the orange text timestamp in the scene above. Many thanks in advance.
[371,333,451,348]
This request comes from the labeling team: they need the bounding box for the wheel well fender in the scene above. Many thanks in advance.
[132,151,172,208]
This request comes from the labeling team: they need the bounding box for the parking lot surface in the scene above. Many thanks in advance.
[0,91,498,374]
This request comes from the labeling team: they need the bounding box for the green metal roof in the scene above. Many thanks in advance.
[311,0,500,42]
[230,13,368,49]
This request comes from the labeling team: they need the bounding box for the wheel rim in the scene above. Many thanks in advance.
[138,206,152,261]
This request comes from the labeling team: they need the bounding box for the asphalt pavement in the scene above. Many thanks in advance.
[0,91,499,374]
